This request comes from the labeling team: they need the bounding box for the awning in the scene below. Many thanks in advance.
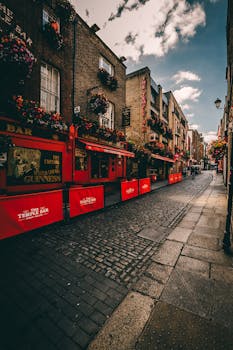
[151,154,175,163]
[78,139,135,158]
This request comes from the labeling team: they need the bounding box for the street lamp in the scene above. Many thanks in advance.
[215,98,233,254]
[214,98,222,109]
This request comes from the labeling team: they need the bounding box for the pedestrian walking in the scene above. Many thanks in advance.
[191,165,195,180]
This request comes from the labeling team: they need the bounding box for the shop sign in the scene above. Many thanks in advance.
[122,108,130,127]
[69,185,104,217]
[0,119,68,141]
[139,178,151,195]
[7,146,62,185]
[0,2,32,45]
[121,179,139,201]
[0,190,63,239]
[141,77,147,133]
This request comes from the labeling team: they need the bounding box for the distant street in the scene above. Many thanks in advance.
[0,172,213,350]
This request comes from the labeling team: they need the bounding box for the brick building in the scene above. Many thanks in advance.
[126,67,189,180]
[187,128,204,164]
[0,0,74,121]
[165,91,188,172]
[73,16,126,131]
[71,14,134,187]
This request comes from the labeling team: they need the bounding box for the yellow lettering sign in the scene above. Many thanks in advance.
[6,124,32,136]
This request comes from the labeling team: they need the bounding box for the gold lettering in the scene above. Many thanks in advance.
[15,126,23,134]
[6,124,15,133]
[24,128,32,136]
[6,123,32,135]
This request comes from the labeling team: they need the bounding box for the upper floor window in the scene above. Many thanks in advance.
[42,8,60,32]
[40,62,60,112]
[151,87,158,106]
[99,102,114,129]
[99,56,114,76]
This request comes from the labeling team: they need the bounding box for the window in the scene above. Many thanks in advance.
[99,56,113,75]
[75,149,88,171]
[42,8,60,31]
[40,62,60,112]
[99,102,114,129]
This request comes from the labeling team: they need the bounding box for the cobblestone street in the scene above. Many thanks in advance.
[0,172,213,350]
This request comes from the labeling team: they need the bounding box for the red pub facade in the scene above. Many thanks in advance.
[0,0,138,240]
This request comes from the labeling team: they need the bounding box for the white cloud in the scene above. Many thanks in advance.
[203,131,217,143]
[190,124,199,130]
[180,104,191,111]
[186,113,194,118]
[72,0,206,61]
[172,70,201,84]
[173,86,202,103]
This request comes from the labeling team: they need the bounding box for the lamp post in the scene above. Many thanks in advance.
[215,98,233,254]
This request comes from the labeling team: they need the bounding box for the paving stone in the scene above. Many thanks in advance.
[73,327,91,348]
[211,264,233,283]
[133,276,164,298]
[196,216,224,229]
[177,220,196,229]
[189,205,203,213]
[176,255,210,278]
[161,269,214,318]
[211,279,233,328]
[136,301,233,350]
[58,317,77,337]
[152,240,183,266]
[182,244,233,267]
[167,227,192,243]
[57,336,81,350]
[191,226,222,238]
[90,310,106,326]
[183,212,201,222]
[79,316,99,336]
[145,262,173,284]
[138,226,168,243]
[187,232,220,251]
[88,292,154,350]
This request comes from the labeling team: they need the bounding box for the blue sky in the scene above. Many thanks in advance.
[73,0,227,142]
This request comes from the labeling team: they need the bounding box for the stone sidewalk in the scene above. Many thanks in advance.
[88,174,233,350]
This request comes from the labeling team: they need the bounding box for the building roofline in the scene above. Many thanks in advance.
[126,66,151,79]
[165,90,188,122]
[75,14,127,68]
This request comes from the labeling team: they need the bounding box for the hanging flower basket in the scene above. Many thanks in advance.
[97,68,118,91]
[75,116,125,143]
[89,93,109,115]
[209,139,227,160]
[44,21,64,50]
[0,36,36,82]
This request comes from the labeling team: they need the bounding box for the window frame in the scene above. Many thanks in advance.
[99,56,114,76]
[40,62,60,113]
[42,7,60,32]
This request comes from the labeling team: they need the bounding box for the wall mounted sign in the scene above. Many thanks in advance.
[141,76,147,133]
[7,146,62,185]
